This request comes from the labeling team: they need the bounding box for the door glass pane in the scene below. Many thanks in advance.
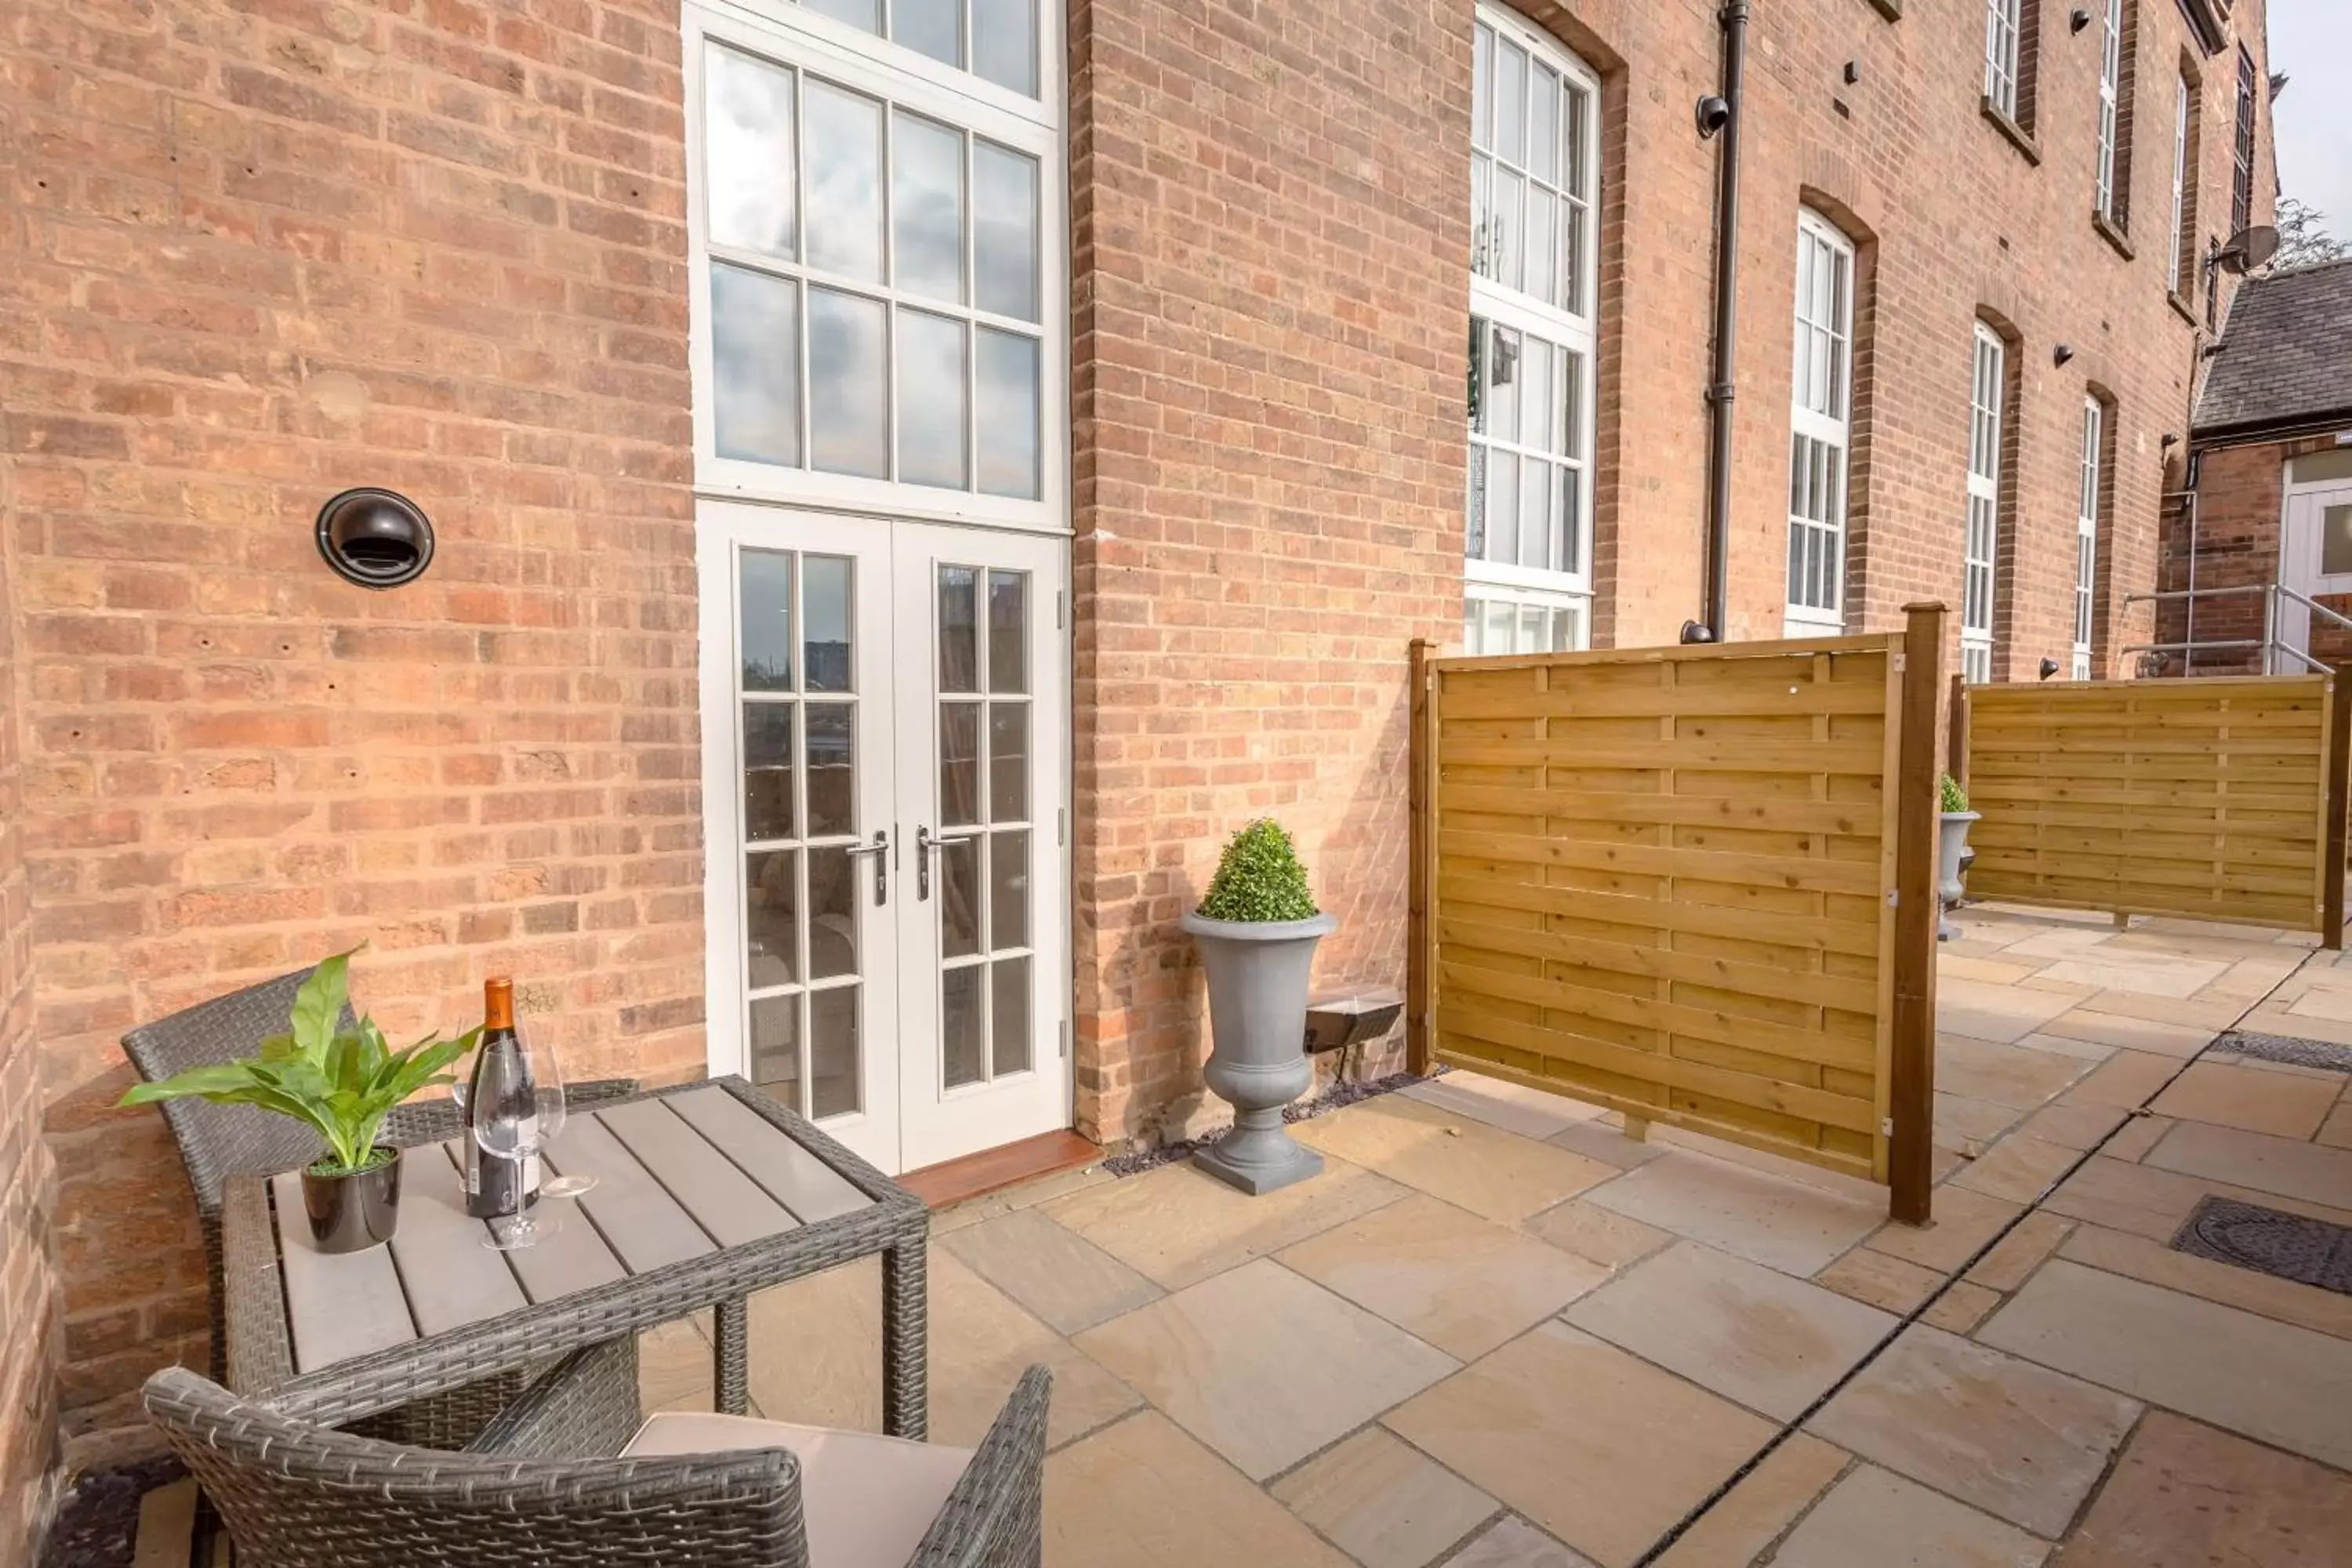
[990,829,1029,949]
[1530,65,1559,183]
[803,79,884,281]
[894,0,960,69]
[940,836,981,958]
[808,287,887,477]
[739,549,794,691]
[987,570,1027,691]
[942,966,984,1087]
[802,554,853,691]
[992,955,1029,1074]
[804,0,878,32]
[939,703,980,824]
[972,0,1036,94]
[809,985,859,1117]
[804,703,855,837]
[743,703,794,840]
[806,844,858,978]
[705,45,797,260]
[891,112,965,303]
[938,566,979,690]
[711,266,801,467]
[898,310,970,489]
[975,143,1040,322]
[976,328,1041,497]
[749,994,800,1096]
[746,848,798,987]
[1494,40,1526,164]
[989,703,1028,822]
[2323,506,2352,576]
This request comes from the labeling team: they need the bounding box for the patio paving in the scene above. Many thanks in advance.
[129,904,2352,1566]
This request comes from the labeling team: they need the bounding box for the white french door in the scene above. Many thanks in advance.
[2278,481,2352,670]
[699,503,1068,1174]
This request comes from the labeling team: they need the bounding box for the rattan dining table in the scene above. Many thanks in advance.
[216,1076,931,1439]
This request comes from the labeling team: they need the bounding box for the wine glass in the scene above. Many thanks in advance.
[470,1037,554,1251]
[535,1044,597,1200]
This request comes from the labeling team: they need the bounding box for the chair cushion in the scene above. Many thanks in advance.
[623,1412,975,1568]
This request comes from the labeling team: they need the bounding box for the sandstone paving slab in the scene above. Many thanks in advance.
[2013,1101,2129,1151]
[2148,1060,2341,1140]
[2034,1007,2212,1058]
[2071,988,2248,1031]
[2285,985,2352,1023]
[1951,1134,2082,1205]
[2237,1004,2352,1049]
[1991,926,2119,960]
[2005,1030,2114,1063]
[928,1161,1113,1236]
[2099,1111,2173,1161]
[1293,1094,1618,1223]
[1768,1465,2050,1568]
[1808,1323,2140,1537]
[1268,1425,1500,1568]
[1962,1211,2074,1294]
[1978,1260,2352,1471]
[1861,1183,2023,1273]
[1581,1148,1886,1276]
[1922,1279,2003,1333]
[1937,1091,2029,1153]
[2056,1221,2352,1340]
[2036,955,2227,999]
[2319,1099,2352,1149]
[2143,1117,2352,1207]
[1547,1119,1668,1171]
[1073,1258,1456,1481]
[1278,1192,1612,1360]
[1042,1412,1352,1568]
[1816,1245,1945,1315]
[1940,955,2045,985]
[1520,1197,1675,1271]
[1938,978,2084,1044]
[1448,1517,1600,1568]
[1383,1320,1825,1568]
[1564,1242,1896,1420]
[1402,1070,1606,1139]
[1041,1151,1406,1290]
[2046,1410,2352,1568]
[1938,1035,2099,1109]
[2057,1050,2180,1109]
[940,1204,1163,1335]
[638,1313,715,1413]
[1645,1436,1849,1568]
[2041,1155,2221,1241]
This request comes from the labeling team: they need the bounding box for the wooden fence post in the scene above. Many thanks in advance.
[2323,673,2351,952]
[1890,603,1947,1225]
[1407,639,1434,1074]
[1947,672,1969,789]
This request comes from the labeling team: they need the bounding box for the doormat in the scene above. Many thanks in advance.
[2209,1029,2352,1074]
[2170,1195,2352,1296]
[1100,1068,1436,1178]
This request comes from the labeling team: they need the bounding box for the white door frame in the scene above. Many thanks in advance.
[2276,473,2352,669]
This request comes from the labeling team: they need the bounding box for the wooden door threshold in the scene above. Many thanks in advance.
[899,1129,1101,1210]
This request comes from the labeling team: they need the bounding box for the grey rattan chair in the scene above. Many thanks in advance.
[143,1340,1052,1568]
[120,965,645,1443]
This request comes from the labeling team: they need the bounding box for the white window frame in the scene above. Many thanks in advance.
[2169,74,2190,292]
[1785,211,1854,637]
[1984,0,2022,119]
[2074,397,2103,680]
[1962,323,2005,684]
[683,0,1069,538]
[1465,2,1600,652]
[2095,0,2122,220]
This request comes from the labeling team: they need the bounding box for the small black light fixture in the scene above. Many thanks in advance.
[1842,60,1860,85]
[2038,657,2062,681]
[316,487,434,590]
[2069,6,2092,32]
[2053,343,2076,367]
[1696,94,1732,139]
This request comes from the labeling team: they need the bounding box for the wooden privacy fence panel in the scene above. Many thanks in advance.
[1410,608,1944,1217]
[1962,675,2352,939]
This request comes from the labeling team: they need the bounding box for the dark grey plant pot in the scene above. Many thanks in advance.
[1181,909,1336,1196]
[1938,811,1979,942]
[301,1146,402,1254]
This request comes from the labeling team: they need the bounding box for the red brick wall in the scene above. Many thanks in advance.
[1,0,703,1448]
[2165,437,2352,673]
[0,517,63,1559]
[1067,0,1468,1144]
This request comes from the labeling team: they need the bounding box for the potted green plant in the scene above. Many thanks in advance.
[1179,819,1335,1196]
[121,951,477,1254]
[1938,772,1979,942]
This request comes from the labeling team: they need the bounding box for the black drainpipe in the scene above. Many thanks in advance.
[1682,1,1749,644]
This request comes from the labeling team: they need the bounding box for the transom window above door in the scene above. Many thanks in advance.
[688,3,1065,530]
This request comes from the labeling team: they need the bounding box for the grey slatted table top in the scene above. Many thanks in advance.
[220,1076,929,1432]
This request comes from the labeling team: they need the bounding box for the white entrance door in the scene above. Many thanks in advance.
[2277,481,2352,668]
[700,502,1067,1174]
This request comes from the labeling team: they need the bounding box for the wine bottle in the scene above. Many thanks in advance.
[463,976,542,1220]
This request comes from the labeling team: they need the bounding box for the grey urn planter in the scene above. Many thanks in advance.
[1181,909,1336,1196]
[1938,810,1979,942]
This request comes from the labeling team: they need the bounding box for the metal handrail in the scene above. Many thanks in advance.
[2120,581,2340,677]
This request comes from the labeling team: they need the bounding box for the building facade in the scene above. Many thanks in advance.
[0,0,2273,1490]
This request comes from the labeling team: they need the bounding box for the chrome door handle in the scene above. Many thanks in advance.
[845,829,888,906]
[916,825,976,902]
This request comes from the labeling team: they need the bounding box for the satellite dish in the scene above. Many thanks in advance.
[2212,223,2281,274]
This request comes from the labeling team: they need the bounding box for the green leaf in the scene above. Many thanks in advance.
[289,951,354,1061]
[120,1062,267,1105]
[1196,818,1320,923]
[256,1033,302,1063]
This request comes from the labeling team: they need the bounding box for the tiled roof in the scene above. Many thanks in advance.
[2193,258,2352,438]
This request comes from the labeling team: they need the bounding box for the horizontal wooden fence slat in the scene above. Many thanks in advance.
[1961,674,2347,936]
[1414,615,1944,1210]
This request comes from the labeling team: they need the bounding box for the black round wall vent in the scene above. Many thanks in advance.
[316,488,434,590]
